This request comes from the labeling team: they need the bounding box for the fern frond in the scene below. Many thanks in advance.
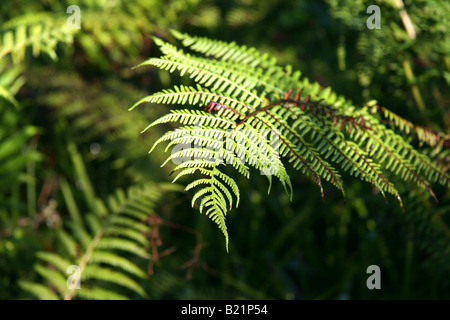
[133,33,449,250]
[21,183,181,299]
[136,57,264,108]
[82,265,147,297]
[144,109,236,135]
[130,84,251,116]
[0,13,77,64]
[18,281,60,300]
[34,264,69,296]
[89,251,147,278]
[374,105,443,147]
[171,30,277,69]
[185,166,233,251]
[0,61,23,108]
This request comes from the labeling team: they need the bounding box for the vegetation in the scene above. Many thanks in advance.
[0,0,448,300]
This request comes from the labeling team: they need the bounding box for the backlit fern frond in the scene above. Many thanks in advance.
[20,182,182,300]
[132,32,449,251]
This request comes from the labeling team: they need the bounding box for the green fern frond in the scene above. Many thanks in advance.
[171,30,277,69]
[185,165,233,251]
[0,13,78,64]
[20,183,181,299]
[132,33,449,251]
[143,109,236,134]
[18,281,60,300]
[0,60,24,108]
[373,105,443,147]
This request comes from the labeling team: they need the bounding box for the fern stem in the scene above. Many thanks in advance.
[402,59,426,115]
[394,0,417,39]
[64,229,104,300]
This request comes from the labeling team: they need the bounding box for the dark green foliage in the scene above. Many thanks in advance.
[20,180,182,300]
